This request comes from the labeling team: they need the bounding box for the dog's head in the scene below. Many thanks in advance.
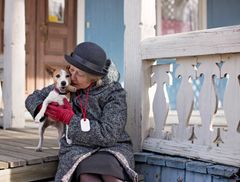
[53,68,71,92]
[46,65,76,93]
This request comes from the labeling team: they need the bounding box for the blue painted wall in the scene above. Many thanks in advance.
[84,0,240,88]
[206,0,240,109]
[85,0,124,83]
[207,0,240,28]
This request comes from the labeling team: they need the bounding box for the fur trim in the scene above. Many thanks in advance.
[107,61,120,82]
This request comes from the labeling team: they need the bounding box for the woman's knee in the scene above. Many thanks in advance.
[101,175,123,182]
[79,173,102,182]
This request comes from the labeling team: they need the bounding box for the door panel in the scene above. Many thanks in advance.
[0,0,4,54]
[36,0,76,89]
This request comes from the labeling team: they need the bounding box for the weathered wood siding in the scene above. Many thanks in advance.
[135,153,239,182]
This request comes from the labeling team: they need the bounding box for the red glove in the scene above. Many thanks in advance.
[35,102,59,121]
[45,98,74,125]
[37,102,59,111]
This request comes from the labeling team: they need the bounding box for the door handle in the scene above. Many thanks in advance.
[39,24,48,42]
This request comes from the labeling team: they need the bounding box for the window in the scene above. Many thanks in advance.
[158,0,200,35]
[48,0,65,23]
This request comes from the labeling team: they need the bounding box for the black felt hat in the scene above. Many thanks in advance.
[65,42,110,76]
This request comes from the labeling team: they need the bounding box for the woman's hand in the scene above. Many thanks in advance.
[45,98,74,125]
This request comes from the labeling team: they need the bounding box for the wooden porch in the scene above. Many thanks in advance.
[0,121,59,182]
[0,0,239,181]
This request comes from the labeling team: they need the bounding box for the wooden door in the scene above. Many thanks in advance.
[25,0,37,95]
[26,0,76,94]
[0,0,4,54]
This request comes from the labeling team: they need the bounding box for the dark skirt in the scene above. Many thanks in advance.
[72,151,131,181]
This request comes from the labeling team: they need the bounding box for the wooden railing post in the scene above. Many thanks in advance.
[3,0,26,128]
[124,0,156,151]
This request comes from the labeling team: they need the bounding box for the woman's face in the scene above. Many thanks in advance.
[69,65,92,89]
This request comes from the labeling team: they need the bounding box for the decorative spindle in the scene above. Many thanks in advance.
[213,128,224,147]
[164,131,172,140]
[188,126,197,143]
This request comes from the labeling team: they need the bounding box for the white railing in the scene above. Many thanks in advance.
[140,25,240,167]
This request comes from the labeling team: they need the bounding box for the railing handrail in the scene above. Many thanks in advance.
[141,25,240,60]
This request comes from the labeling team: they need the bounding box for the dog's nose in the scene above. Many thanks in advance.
[61,81,66,86]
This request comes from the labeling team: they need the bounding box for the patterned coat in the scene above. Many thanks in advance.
[25,76,138,182]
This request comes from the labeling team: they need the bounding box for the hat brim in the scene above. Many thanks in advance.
[64,54,107,76]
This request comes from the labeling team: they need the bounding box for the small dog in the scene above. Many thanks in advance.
[34,66,76,152]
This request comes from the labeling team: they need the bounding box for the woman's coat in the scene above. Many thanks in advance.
[25,72,138,182]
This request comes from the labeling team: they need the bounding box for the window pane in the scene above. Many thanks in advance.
[48,0,65,23]
[161,0,199,35]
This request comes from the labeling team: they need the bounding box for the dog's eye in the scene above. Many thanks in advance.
[56,74,60,78]
[66,74,70,78]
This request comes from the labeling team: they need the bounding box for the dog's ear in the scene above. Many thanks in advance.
[66,65,70,71]
[45,65,56,77]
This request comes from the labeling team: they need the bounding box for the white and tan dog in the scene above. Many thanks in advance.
[35,66,76,152]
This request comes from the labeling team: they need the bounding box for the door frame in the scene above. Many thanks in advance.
[77,0,85,43]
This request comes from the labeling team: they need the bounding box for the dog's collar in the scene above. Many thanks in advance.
[54,88,67,95]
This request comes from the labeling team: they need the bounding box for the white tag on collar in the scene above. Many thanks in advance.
[80,118,90,132]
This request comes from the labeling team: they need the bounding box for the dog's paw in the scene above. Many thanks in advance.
[35,114,42,122]
[35,114,45,123]
[66,138,72,145]
[35,147,43,152]
[39,116,46,122]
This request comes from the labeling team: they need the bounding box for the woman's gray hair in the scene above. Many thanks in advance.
[88,61,120,87]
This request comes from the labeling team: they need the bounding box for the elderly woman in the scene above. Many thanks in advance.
[25,42,138,182]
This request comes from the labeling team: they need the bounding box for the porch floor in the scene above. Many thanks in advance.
[0,120,59,182]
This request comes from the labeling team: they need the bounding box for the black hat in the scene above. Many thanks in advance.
[65,42,110,76]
